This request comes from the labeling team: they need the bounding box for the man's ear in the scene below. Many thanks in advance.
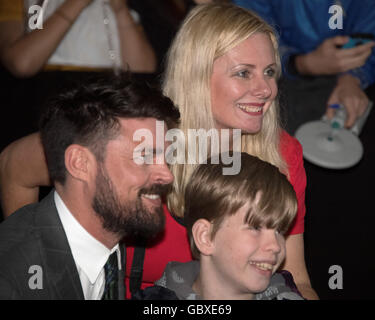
[64,144,96,182]
[192,219,215,256]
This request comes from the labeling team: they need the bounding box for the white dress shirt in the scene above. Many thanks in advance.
[54,191,121,300]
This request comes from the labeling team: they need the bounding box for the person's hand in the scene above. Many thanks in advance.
[75,0,93,8]
[295,36,375,76]
[326,74,369,128]
[110,0,128,11]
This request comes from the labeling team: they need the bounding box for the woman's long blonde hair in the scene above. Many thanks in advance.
[163,3,287,218]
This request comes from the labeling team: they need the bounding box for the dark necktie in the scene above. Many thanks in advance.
[101,252,118,300]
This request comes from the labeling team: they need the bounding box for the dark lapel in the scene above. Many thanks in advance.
[34,191,84,300]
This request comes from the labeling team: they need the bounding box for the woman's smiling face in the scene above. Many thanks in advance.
[210,33,278,133]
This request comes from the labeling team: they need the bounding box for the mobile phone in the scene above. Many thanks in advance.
[341,33,374,49]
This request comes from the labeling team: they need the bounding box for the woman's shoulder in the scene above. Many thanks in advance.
[279,129,303,166]
[279,130,306,199]
[141,205,192,278]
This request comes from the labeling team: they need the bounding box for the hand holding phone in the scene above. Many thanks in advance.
[341,33,375,49]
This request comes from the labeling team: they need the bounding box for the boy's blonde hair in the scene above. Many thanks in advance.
[163,3,286,218]
[184,153,297,259]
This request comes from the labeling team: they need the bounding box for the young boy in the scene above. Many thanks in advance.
[134,153,304,300]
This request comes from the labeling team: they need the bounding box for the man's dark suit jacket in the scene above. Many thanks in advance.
[0,191,125,300]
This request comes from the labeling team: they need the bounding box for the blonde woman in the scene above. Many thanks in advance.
[0,3,318,299]
[161,3,317,299]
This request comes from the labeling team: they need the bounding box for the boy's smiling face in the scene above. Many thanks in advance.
[206,201,286,299]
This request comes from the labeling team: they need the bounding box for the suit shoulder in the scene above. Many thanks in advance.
[0,203,45,298]
[0,202,40,258]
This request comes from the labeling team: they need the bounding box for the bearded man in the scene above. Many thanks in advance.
[0,77,179,300]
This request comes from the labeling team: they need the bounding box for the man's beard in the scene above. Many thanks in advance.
[92,164,170,241]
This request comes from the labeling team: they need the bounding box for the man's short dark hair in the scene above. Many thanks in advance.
[40,76,180,185]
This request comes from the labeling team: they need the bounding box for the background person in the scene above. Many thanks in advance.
[232,0,375,133]
[0,0,156,77]
[0,0,157,152]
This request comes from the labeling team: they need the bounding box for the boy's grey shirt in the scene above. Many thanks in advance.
[155,260,304,300]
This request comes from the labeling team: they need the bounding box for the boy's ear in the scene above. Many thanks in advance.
[64,144,96,182]
[192,219,215,256]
